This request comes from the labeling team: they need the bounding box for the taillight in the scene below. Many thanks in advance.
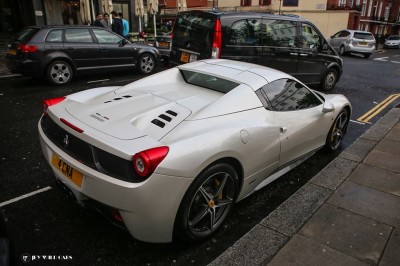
[211,19,222,59]
[60,118,84,133]
[133,146,169,178]
[42,97,66,115]
[18,44,38,53]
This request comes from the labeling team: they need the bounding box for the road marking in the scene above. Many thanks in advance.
[350,120,367,125]
[0,186,52,207]
[391,61,400,64]
[373,57,389,61]
[357,94,400,123]
[87,79,110,84]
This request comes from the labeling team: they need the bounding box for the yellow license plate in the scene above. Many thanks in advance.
[7,49,16,55]
[51,154,83,187]
[157,41,169,48]
[180,52,189,63]
[359,42,367,45]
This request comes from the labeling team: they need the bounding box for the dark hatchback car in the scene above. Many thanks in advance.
[5,26,161,85]
[170,11,343,91]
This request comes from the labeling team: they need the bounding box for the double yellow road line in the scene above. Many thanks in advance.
[357,94,400,123]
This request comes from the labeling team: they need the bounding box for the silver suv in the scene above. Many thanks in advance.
[329,30,376,58]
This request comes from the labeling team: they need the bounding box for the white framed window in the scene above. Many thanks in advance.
[365,23,369,32]
[338,0,346,6]
[384,6,390,21]
[367,0,373,17]
[378,1,383,18]
[362,0,367,16]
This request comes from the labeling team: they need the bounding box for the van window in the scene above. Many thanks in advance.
[228,19,262,46]
[261,79,322,111]
[261,20,297,47]
[180,70,240,93]
[174,13,216,51]
[299,24,321,49]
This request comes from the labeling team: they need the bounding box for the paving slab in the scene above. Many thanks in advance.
[299,204,391,264]
[328,182,400,227]
[385,123,400,141]
[364,150,400,174]
[208,225,288,266]
[268,234,368,266]
[361,124,394,142]
[380,228,400,266]
[374,109,400,127]
[260,183,332,236]
[339,138,377,163]
[348,163,400,197]
[309,157,358,190]
[374,139,400,157]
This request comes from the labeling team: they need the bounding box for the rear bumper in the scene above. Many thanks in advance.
[346,44,375,54]
[5,56,42,76]
[38,120,193,243]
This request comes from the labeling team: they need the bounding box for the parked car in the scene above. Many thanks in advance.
[5,26,161,85]
[329,29,376,58]
[170,11,343,91]
[39,59,351,243]
[384,35,400,49]
[153,32,172,61]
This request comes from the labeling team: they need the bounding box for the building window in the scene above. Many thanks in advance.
[361,0,367,16]
[338,0,346,7]
[259,0,271,6]
[283,0,298,7]
[384,6,390,21]
[241,0,251,6]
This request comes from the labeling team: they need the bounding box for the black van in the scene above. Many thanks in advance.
[170,11,343,91]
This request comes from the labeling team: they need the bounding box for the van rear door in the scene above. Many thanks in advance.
[170,11,217,66]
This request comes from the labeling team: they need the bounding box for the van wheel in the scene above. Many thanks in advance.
[137,54,155,74]
[46,60,73,85]
[175,163,238,242]
[321,68,338,91]
[339,45,346,55]
[363,53,372,59]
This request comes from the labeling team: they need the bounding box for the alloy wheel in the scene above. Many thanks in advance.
[330,110,348,150]
[139,55,155,74]
[49,62,72,84]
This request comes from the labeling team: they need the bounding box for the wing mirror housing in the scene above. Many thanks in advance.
[118,39,128,47]
[322,101,335,113]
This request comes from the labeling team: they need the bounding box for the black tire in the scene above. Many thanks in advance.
[137,54,156,74]
[46,60,73,85]
[320,68,338,92]
[363,53,372,59]
[339,45,346,56]
[325,109,349,151]
[175,163,239,242]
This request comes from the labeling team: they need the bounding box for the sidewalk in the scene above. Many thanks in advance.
[210,107,400,266]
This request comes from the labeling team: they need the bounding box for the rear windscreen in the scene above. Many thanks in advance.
[11,28,39,43]
[173,13,216,53]
[353,32,374,40]
[180,70,239,94]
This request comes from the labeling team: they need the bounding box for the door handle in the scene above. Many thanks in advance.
[290,52,298,56]
[299,53,312,57]
[280,127,287,134]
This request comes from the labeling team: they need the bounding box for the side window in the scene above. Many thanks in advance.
[228,19,262,46]
[261,79,322,111]
[339,31,350,37]
[261,19,297,48]
[46,30,63,42]
[65,29,93,43]
[93,29,122,44]
[332,31,341,38]
[299,24,321,49]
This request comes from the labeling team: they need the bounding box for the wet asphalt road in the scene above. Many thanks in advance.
[1,49,400,265]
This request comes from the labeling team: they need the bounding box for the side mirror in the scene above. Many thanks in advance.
[322,101,335,113]
[118,39,128,47]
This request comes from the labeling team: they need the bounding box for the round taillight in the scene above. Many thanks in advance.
[133,146,169,178]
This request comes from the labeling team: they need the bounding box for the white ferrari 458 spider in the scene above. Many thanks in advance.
[39,59,351,243]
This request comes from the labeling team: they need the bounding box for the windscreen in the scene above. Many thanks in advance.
[353,32,374,40]
[11,28,39,43]
[173,13,216,53]
[388,36,399,40]
[180,70,240,94]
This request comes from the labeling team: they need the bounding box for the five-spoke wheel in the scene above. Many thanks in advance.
[47,60,73,85]
[326,109,349,151]
[176,163,238,242]
[138,54,155,74]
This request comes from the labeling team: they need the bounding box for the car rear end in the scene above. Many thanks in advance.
[154,35,172,60]
[346,31,376,55]
[5,27,44,77]
[170,11,220,66]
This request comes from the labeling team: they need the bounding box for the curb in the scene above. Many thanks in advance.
[209,108,400,266]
